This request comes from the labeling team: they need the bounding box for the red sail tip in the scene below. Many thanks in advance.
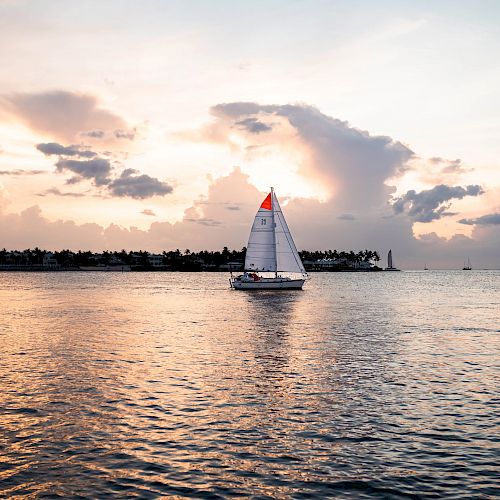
[260,193,272,210]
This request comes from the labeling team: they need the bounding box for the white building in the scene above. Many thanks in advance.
[43,253,59,268]
[148,254,164,267]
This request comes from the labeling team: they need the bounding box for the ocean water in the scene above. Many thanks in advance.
[0,271,498,499]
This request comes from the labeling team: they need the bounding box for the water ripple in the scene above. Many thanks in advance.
[0,271,498,498]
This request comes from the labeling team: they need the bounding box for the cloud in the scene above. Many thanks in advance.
[35,142,172,199]
[1,90,127,141]
[141,209,156,216]
[55,158,112,186]
[81,130,105,138]
[208,102,414,210]
[36,142,96,158]
[0,169,45,176]
[2,97,498,268]
[407,156,474,186]
[0,169,257,251]
[235,117,272,133]
[0,167,499,268]
[440,159,469,174]
[108,168,173,199]
[114,129,135,140]
[392,184,484,222]
[185,217,221,226]
[337,213,356,220]
[458,213,500,226]
[37,188,86,198]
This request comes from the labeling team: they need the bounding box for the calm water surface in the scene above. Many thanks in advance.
[0,271,498,499]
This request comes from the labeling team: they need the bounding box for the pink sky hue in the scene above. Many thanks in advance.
[0,1,499,268]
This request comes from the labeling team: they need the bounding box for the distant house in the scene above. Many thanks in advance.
[109,256,126,266]
[219,261,243,271]
[6,251,23,264]
[354,260,373,269]
[315,258,347,270]
[43,253,59,268]
[130,253,143,265]
[148,254,164,267]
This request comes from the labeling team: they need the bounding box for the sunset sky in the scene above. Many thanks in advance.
[1,0,499,268]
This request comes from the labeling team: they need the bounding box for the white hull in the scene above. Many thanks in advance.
[231,277,305,290]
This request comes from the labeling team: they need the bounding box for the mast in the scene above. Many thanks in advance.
[270,187,278,277]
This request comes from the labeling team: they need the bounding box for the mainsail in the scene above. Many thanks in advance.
[388,249,393,268]
[244,189,305,274]
[244,192,277,272]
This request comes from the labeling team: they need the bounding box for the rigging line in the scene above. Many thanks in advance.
[276,211,304,272]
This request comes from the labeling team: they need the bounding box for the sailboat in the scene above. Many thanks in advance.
[462,258,472,271]
[230,188,307,290]
[384,249,400,271]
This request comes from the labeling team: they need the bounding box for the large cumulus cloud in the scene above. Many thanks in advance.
[211,102,414,210]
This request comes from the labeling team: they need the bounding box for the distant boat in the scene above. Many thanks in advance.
[424,263,429,270]
[462,258,472,271]
[230,187,307,290]
[384,249,400,271]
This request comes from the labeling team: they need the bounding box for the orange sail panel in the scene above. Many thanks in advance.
[260,193,272,210]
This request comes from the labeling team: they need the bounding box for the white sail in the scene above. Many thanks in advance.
[388,249,393,268]
[273,193,306,274]
[244,192,277,272]
[244,190,305,275]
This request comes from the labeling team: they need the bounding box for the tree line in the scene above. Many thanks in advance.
[1,247,380,270]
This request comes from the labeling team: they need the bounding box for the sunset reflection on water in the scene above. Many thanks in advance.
[0,271,498,498]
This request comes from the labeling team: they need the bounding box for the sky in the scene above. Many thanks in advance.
[0,0,499,268]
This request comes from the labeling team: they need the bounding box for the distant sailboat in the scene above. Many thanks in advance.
[463,257,472,271]
[424,263,428,270]
[384,249,400,271]
[230,188,307,290]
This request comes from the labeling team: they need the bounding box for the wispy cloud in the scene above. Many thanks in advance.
[458,213,500,226]
[114,129,136,140]
[80,130,105,138]
[185,217,222,226]
[36,142,96,158]
[37,188,86,197]
[0,169,46,176]
[337,213,356,220]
